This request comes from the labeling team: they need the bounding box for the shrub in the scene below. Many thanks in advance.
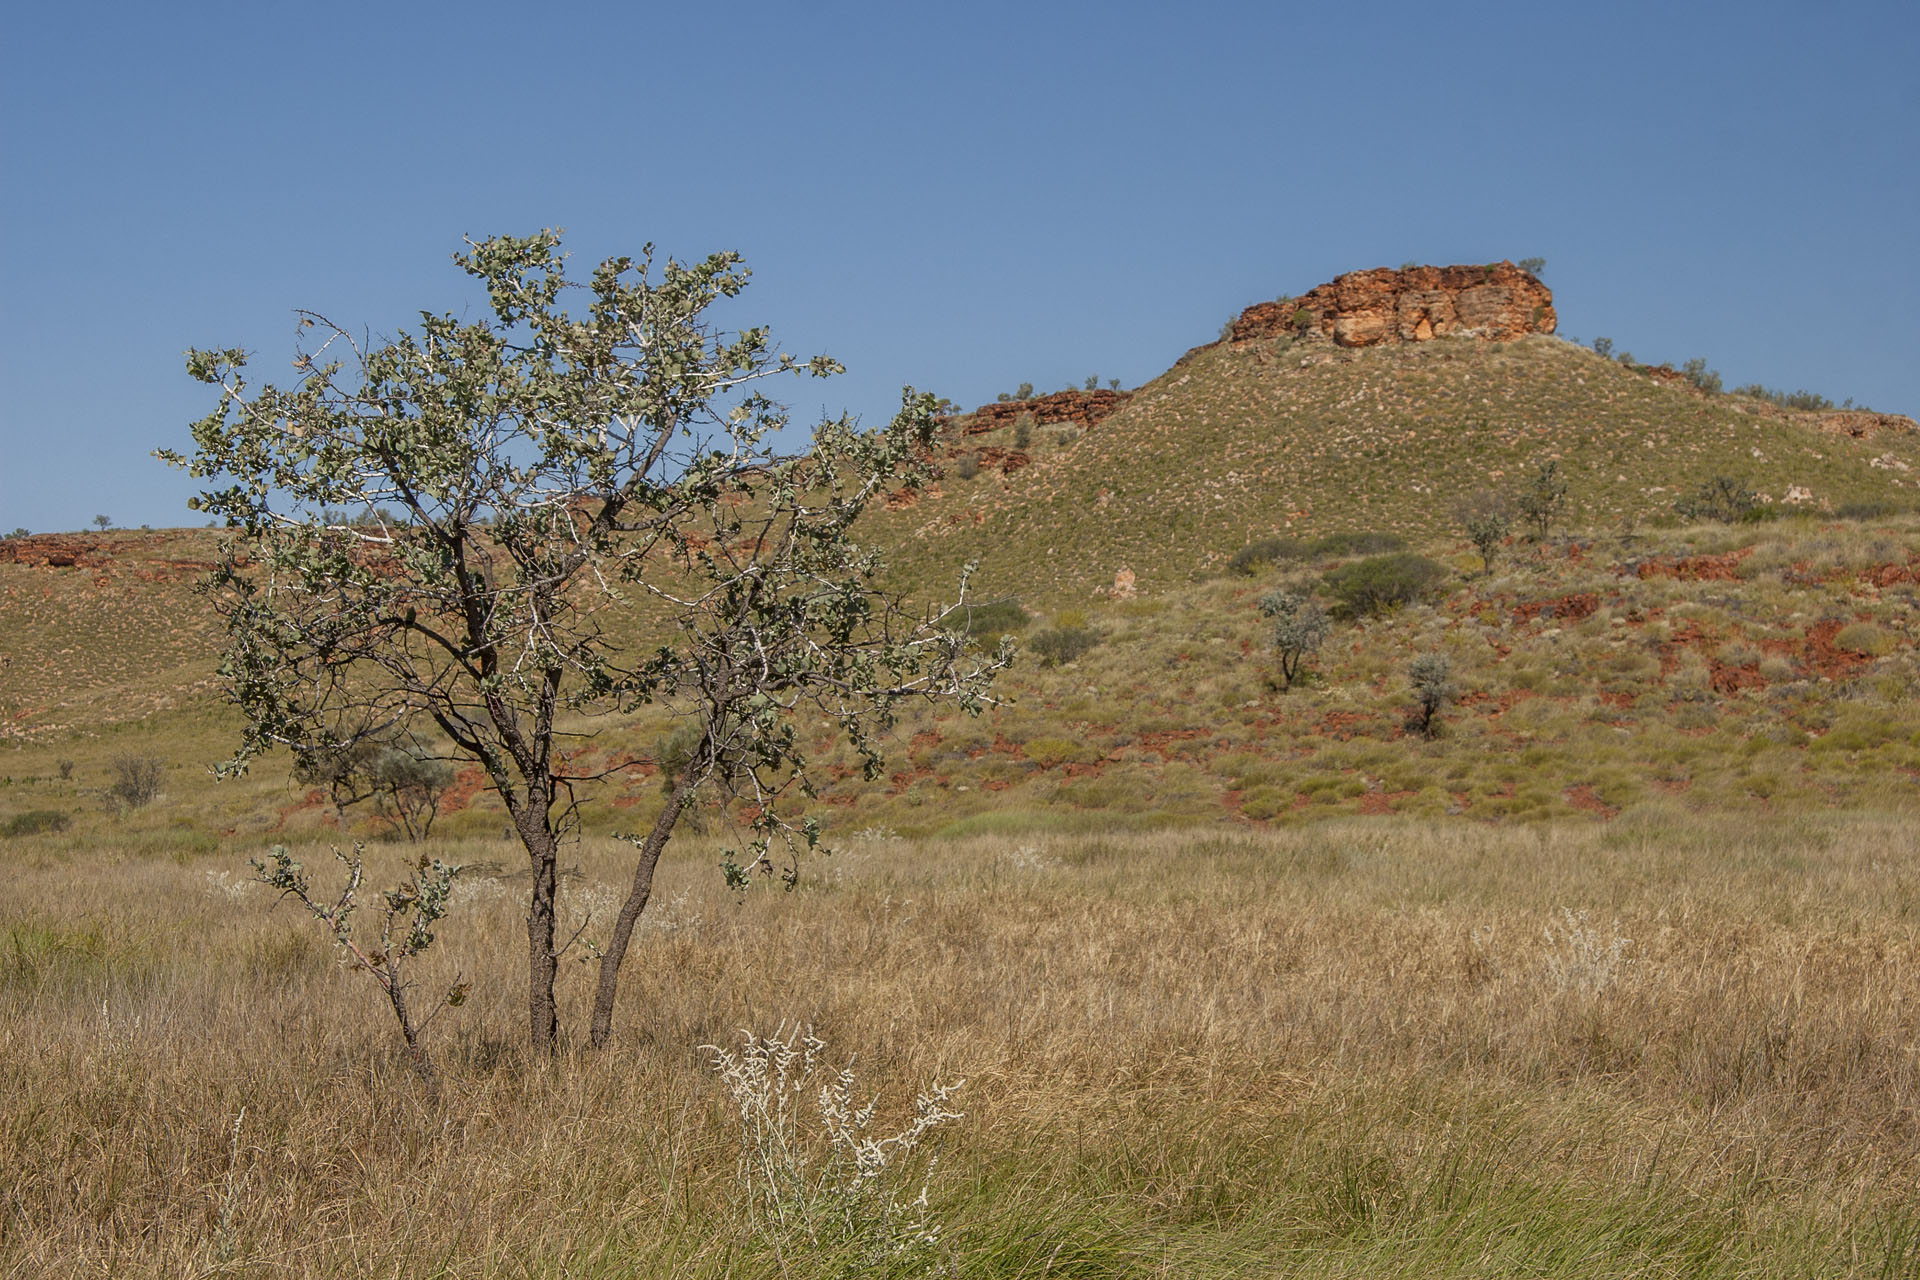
[2,810,70,838]
[1592,337,1614,359]
[1834,499,1908,521]
[1227,536,1306,576]
[941,599,1030,643]
[705,1026,963,1273]
[1681,357,1723,394]
[1674,476,1760,524]
[1407,654,1459,738]
[1733,384,1835,412]
[1515,460,1568,539]
[1308,531,1407,558]
[1457,490,1513,574]
[1518,257,1546,276]
[1833,623,1896,657]
[1011,414,1034,450]
[108,755,163,809]
[1023,736,1100,767]
[1027,626,1100,667]
[1258,589,1330,689]
[1322,554,1450,618]
[952,453,980,481]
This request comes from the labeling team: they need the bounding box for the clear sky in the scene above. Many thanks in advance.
[3,0,1915,533]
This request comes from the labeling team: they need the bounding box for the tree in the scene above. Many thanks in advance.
[92,514,113,532]
[1257,589,1329,689]
[296,732,457,842]
[1458,490,1513,575]
[1514,459,1568,540]
[1407,654,1458,738]
[1518,257,1546,277]
[165,230,1009,1053]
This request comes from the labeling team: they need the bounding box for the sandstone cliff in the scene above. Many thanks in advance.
[1229,261,1556,348]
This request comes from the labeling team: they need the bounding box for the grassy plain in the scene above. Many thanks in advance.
[6,814,1920,1277]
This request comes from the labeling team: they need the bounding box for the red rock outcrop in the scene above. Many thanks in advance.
[964,388,1133,435]
[0,536,112,569]
[1229,262,1555,348]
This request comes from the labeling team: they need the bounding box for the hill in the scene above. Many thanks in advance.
[4,263,1920,842]
[872,264,1919,603]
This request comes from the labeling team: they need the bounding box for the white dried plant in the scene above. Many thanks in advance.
[1541,907,1633,996]
[704,1025,964,1273]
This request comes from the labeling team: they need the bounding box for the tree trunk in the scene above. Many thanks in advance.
[515,805,562,1054]
[588,770,695,1049]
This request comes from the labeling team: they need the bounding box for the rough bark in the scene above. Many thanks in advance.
[588,769,696,1049]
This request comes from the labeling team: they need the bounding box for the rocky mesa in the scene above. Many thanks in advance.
[1229,261,1556,348]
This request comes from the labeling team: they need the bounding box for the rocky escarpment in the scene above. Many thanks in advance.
[1229,261,1555,348]
[963,388,1133,435]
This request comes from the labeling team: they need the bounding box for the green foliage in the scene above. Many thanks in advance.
[953,453,981,481]
[944,599,1031,642]
[2,527,27,540]
[165,229,1008,1053]
[1322,554,1450,618]
[252,843,465,1080]
[1027,626,1100,667]
[1309,531,1408,558]
[1257,589,1330,689]
[92,515,112,532]
[1515,460,1569,539]
[1592,337,1613,359]
[1734,384,1835,412]
[1023,736,1100,767]
[1517,257,1546,276]
[295,733,457,842]
[1458,491,1513,574]
[1833,623,1895,657]
[1,810,70,838]
[1227,536,1306,576]
[1675,476,1761,524]
[1681,358,1723,395]
[1011,415,1033,450]
[1407,653,1459,738]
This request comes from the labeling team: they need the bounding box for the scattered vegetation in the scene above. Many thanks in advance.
[1674,475,1762,524]
[1,809,69,837]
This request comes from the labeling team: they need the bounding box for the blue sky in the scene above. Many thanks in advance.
[2,0,1915,533]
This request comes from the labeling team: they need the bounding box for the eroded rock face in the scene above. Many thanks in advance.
[1229,262,1556,348]
[964,388,1133,435]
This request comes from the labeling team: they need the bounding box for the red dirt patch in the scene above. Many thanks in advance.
[1564,785,1619,819]
[1512,592,1600,625]
[1632,547,1754,582]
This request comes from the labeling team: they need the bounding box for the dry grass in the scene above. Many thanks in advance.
[6,814,1920,1276]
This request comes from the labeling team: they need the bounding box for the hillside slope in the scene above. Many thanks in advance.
[873,333,1919,604]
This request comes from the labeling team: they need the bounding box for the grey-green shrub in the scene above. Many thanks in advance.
[1322,554,1450,618]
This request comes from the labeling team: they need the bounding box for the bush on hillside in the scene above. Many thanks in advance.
[1258,589,1330,689]
[1027,626,1101,667]
[942,599,1030,643]
[1309,531,1407,558]
[108,755,163,810]
[1734,384,1835,412]
[1407,653,1459,739]
[1515,460,1569,539]
[2,810,70,838]
[1674,476,1762,524]
[1834,499,1909,521]
[1322,554,1450,618]
[1682,358,1723,395]
[1227,536,1306,576]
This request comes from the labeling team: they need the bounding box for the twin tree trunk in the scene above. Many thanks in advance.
[507,767,696,1054]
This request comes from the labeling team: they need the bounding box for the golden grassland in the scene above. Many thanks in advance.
[6,814,1920,1277]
